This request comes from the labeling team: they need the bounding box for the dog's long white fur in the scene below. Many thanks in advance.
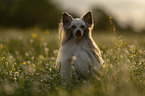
[57,12,104,82]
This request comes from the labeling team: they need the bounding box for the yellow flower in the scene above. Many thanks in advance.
[44,30,50,35]
[118,57,120,60]
[132,47,135,50]
[0,44,3,49]
[12,68,16,71]
[124,43,127,45]
[102,64,106,68]
[112,38,115,41]
[21,61,26,65]
[109,16,112,20]
[32,33,38,38]
[23,61,26,64]
[40,37,45,42]
[130,54,136,57]
[120,42,122,46]
[118,35,122,39]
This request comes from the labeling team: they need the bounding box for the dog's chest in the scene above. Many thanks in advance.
[61,39,91,61]
[67,43,90,60]
[69,43,84,53]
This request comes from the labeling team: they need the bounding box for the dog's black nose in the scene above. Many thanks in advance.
[75,30,81,36]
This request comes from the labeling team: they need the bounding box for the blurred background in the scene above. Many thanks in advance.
[0,0,145,33]
[1,1,145,96]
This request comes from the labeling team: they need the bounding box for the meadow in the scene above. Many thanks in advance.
[0,28,145,96]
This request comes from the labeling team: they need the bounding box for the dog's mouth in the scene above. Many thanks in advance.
[74,30,83,39]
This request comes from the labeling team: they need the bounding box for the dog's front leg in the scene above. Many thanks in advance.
[60,59,71,83]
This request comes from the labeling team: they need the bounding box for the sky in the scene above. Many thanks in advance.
[53,0,145,32]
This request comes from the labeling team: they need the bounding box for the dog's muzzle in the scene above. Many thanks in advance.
[75,30,82,36]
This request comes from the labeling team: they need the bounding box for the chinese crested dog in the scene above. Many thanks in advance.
[57,12,104,82]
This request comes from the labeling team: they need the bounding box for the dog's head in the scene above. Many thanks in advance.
[62,12,93,39]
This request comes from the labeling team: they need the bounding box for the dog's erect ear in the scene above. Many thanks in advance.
[63,12,73,26]
[82,12,93,27]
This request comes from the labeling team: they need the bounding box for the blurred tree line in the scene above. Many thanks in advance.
[0,0,142,32]
[92,7,136,32]
[0,0,61,29]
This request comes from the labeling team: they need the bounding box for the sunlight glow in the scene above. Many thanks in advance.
[53,0,145,31]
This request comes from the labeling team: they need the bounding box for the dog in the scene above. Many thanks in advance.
[57,12,104,82]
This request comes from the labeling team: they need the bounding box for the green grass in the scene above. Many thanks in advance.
[0,28,145,96]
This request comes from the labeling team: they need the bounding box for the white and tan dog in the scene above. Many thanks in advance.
[57,12,103,82]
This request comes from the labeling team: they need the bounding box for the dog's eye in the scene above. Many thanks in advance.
[71,25,76,29]
[80,25,85,29]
